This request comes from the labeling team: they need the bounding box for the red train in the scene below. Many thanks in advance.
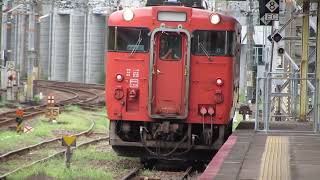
[106,0,241,161]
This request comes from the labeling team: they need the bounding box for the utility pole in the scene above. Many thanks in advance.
[246,0,256,104]
[26,1,37,100]
[299,0,309,121]
[0,0,2,66]
[316,1,320,131]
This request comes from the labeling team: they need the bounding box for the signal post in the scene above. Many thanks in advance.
[15,109,24,133]
[317,1,320,131]
[45,95,59,122]
[300,0,310,121]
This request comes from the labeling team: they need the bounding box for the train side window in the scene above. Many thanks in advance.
[159,34,182,60]
[108,26,150,52]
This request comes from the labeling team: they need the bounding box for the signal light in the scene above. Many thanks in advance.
[116,74,124,82]
[278,48,285,55]
[216,78,223,86]
[123,8,134,21]
[210,14,220,24]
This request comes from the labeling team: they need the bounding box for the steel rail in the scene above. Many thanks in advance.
[0,118,95,161]
[0,83,102,127]
[0,137,109,179]
[180,166,193,180]
[120,167,143,180]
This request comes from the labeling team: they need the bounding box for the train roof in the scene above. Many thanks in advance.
[108,6,240,31]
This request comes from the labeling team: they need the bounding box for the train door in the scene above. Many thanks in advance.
[149,30,190,119]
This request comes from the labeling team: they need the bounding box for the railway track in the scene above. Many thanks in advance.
[0,81,105,127]
[120,165,195,180]
[0,116,108,179]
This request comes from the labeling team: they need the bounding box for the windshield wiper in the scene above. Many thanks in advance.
[199,42,211,61]
[129,31,142,57]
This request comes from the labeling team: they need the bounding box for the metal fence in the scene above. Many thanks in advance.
[255,72,319,133]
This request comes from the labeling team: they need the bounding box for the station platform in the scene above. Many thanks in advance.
[199,122,320,180]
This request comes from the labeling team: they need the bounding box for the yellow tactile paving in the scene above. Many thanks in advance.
[259,136,290,180]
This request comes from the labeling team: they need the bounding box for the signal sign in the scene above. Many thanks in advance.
[259,0,280,25]
[265,0,279,12]
[45,107,60,119]
[47,95,55,105]
[62,135,76,147]
[16,109,24,117]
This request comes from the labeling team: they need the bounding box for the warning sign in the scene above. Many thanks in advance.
[62,135,76,147]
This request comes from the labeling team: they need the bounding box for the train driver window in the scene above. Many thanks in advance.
[192,30,235,56]
[159,34,181,60]
[108,27,150,52]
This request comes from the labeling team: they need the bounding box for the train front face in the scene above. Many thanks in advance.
[106,5,241,160]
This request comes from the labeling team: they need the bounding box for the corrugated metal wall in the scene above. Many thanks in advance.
[2,2,107,84]
[51,14,70,81]
[85,14,106,84]
[39,15,50,80]
[68,15,85,82]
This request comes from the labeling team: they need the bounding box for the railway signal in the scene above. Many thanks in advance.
[15,109,24,133]
[45,107,60,122]
[62,135,76,168]
[47,95,55,105]
[46,95,59,122]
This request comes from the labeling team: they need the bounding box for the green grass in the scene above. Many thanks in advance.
[65,105,109,133]
[9,157,113,180]
[73,146,120,161]
[232,111,243,131]
[8,146,137,180]
[238,90,246,103]
[0,106,109,152]
[141,169,153,177]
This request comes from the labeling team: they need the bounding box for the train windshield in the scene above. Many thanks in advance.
[192,31,236,56]
[108,27,150,52]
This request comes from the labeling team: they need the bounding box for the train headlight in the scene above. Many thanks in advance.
[216,78,223,86]
[123,8,134,21]
[116,74,124,82]
[210,14,220,24]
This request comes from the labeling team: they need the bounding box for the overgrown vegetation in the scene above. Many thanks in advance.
[232,111,242,131]
[0,106,109,152]
[8,146,138,180]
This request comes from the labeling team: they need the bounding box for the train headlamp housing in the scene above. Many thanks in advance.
[123,8,134,21]
[116,74,124,82]
[210,14,220,24]
[216,78,223,86]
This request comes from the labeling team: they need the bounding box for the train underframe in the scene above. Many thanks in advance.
[110,119,233,161]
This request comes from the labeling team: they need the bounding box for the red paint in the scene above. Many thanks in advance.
[151,33,187,116]
[105,6,241,125]
[199,135,238,180]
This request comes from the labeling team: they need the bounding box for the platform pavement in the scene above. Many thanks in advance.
[199,121,320,180]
